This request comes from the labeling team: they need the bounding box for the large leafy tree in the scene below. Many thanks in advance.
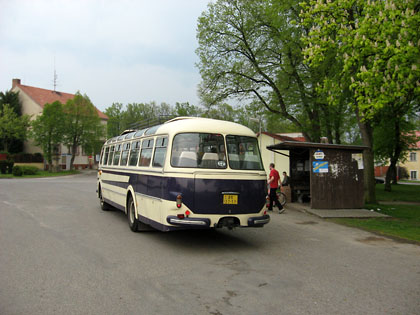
[31,101,66,172]
[0,104,30,152]
[105,102,124,138]
[300,0,420,200]
[0,90,24,152]
[63,92,104,170]
[196,0,350,143]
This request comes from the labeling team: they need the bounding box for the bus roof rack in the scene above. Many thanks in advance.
[120,129,136,136]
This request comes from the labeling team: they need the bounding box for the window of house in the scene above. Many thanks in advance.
[128,141,141,166]
[409,152,417,162]
[410,170,418,180]
[152,137,168,167]
[139,139,154,167]
[120,142,130,166]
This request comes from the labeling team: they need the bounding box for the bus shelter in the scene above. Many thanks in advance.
[267,141,367,209]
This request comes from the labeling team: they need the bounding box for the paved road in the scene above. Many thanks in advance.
[1,174,419,315]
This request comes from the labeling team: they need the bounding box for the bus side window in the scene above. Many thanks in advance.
[128,141,141,166]
[107,146,115,165]
[139,139,154,167]
[102,147,109,165]
[113,144,122,165]
[152,137,168,167]
[120,142,130,166]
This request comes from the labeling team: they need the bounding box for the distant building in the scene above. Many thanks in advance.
[257,132,305,175]
[11,78,108,169]
[374,130,420,181]
[399,131,420,180]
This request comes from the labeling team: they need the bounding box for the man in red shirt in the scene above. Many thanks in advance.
[267,163,284,213]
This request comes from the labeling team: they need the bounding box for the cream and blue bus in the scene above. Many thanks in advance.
[97,117,270,232]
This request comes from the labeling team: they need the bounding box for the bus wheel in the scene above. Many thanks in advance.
[127,195,140,232]
[127,195,151,232]
[99,187,111,211]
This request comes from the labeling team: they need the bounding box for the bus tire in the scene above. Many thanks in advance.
[127,195,152,232]
[99,187,111,211]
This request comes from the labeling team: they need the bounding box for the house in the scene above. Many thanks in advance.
[11,78,108,169]
[257,132,305,175]
[374,131,420,181]
[398,130,420,180]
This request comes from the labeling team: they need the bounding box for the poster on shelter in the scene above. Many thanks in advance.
[352,153,364,169]
[313,161,328,173]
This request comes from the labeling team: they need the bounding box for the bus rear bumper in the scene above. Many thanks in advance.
[248,214,270,227]
[166,216,211,228]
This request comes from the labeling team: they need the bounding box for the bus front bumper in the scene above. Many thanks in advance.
[248,214,270,227]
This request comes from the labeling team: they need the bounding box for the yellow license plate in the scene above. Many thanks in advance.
[223,194,238,205]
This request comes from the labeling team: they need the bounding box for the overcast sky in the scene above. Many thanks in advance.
[0,0,210,112]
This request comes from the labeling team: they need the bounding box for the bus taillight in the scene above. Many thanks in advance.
[176,195,182,208]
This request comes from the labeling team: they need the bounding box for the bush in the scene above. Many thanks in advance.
[5,159,14,174]
[22,166,39,175]
[10,152,44,163]
[12,166,23,176]
[0,160,7,174]
[0,160,13,174]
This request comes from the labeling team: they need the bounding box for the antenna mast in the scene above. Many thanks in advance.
[53,57,58,91]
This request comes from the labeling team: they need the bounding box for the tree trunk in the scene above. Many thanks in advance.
[384,117,403,191]
[356,108,377,204]
[385,161,397,192]
[70,144,77,170]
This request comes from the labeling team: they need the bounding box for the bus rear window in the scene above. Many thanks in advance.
[171,133,226,169]
[226,136,263,170]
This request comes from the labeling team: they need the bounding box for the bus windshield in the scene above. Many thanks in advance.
[226,135,264,170]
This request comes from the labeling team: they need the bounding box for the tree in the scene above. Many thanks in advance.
[300,0,420,201]
[0,90,21,115]
[31,101,66,172]
[0,104,30,152]
[63,92,104,170]
[196,0,350,143]
[174,102,203,117]
[105,102,124,138]
[0,90,24,152]
[374,108,418,190]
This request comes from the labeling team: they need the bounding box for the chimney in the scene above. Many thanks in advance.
[12,78,21,88]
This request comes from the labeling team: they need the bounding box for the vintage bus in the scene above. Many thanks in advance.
[97,117,270,232]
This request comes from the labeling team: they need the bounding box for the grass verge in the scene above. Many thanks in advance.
[330,184,420,244]
[0,170,80,178]
[330,204,420,243]
[375,183,420,202]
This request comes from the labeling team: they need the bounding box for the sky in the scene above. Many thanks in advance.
[0,0,210,112]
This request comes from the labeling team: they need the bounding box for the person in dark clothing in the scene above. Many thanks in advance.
[281,171,290,186]
[267,163,284,213]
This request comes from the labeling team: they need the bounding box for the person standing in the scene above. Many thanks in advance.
[267,163,284,213]
[281,171,290,186]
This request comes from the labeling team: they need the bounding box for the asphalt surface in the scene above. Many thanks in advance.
[0,173,419,315]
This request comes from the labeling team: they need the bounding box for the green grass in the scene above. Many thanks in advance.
[330,184,420,243]
[375,183,420,202]
[0,170,80,178]
[331,204,420,243]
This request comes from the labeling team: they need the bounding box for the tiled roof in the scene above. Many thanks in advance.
[16,83,108,120]
[414,131,420,149]
[261,132,306,142]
